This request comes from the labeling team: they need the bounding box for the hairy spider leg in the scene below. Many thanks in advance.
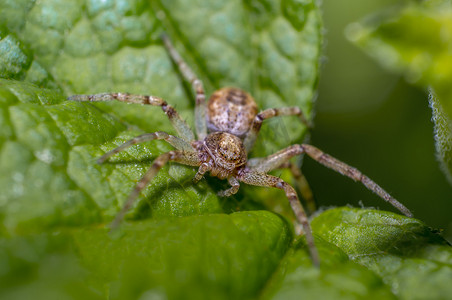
[247,156,316,214]
[252,144,413,217]
[217,177,241,197]
[243,107,311,153]
[162,35,207,140]
[278,162,316,214]
[237,170,320,267]
[248,152,316,214]
[97,131,194,164]
[301,144,413,217]
[193,163,210,183]
[68,93,195,142]
[110,150,201,230]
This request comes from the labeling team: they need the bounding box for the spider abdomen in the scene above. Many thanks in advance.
[207,87,258,137]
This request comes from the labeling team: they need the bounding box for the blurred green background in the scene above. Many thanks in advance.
[303,0,452,241]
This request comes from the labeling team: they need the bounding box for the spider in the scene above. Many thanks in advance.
[68,35,413,266]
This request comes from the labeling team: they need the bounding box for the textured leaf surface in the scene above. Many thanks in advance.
[1,0,450,299]
[0,79,221,235]
[74,211,292,299]
[346,0,452,185]
[0,0,324,298]
[429,92,452,184]
[0,0,322,224]
[312,208,452,300]
[0,211,292,299]
[0,0,321,156]
[261,237,397,300]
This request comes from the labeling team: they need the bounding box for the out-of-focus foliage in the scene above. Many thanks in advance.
[313,208,452,300]
[346,0,452,184]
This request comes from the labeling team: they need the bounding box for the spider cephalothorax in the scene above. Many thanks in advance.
[68,35,413,266]
[201,132,247,179]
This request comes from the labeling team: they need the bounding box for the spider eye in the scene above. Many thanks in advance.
[205,132,247,167]
[218,136,240,161]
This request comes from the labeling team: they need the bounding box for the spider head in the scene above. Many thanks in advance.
[207,87,258,138]
[204,132,247,172]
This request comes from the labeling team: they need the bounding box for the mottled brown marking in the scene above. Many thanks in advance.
[225,89,248,105]
[205,132,247,166]
[207,87,258,137]
[163,104,176,118]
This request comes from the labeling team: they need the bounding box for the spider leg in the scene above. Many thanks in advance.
[249,144,413,217]
[217,177,240,197]
[97,131,195,164]
[110,150,201,230]
[278,162,316,214]
[301,144,413,217]
[247,155,317,213]
[248,155,316,214]
[244,107,310,153]
[237,170,320,266]
[68,92,195,142]
[247,145,304,173]
[193,163,210,183]
[162,35,207,140]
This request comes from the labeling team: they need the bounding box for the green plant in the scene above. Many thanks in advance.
[0,0,450,299]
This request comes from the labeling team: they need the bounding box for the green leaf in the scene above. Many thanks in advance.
[4,1,449,300]
[429,92,452,184]
[0,0,321,156]
[0,79,222,234]
[2,204,452,298]
[345,0,452,185]
[0,0,322,231]
[0,232,102,300]
[312,207,452,300]
[74,211,293,299]
[261,237,397,299]
[0,211,293,299]
[0,0,325,298]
